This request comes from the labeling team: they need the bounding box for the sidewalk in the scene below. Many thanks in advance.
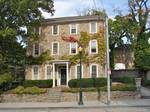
[0,99,150,109]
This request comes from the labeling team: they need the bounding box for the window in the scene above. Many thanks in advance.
[90,22,97,33]
[45,65,51,79]
[52,42,59,55]
[70,42,77,54]
[76,65,83,79]
[33,66,39,80]
[70,24,77,34]
[33,43,40,56]
[89,40,98,54]
[52,25,59,35]
[90,64,98,78]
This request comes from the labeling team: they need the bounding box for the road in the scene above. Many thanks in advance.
[0,107,150,112]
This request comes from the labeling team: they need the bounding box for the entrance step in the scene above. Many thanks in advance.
[47,87,62,102]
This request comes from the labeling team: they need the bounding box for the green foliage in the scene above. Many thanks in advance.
[0,73,13,85]
[111,83,136,91]
[142,80,150,87]
[62,84,136,93]
[26,50,54,65]
[68,78,107,88]
[111,76,135,85]
[0,0,54,73]
[13,86,47,94]
[23,80,53,88]
[62,30,106,66]
[134,34,150,70]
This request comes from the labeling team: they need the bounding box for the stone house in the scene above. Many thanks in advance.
[26,15,106,87]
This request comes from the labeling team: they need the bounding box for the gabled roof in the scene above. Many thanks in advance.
[42,15,105,24]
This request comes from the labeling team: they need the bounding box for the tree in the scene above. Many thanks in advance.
[128,0,150,70]
[0,0,54,73]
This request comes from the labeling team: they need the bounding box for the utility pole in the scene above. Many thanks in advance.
[105,14,111,105]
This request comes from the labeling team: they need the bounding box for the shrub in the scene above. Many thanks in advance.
[111,83,136,91]
[13,86,47,94]
[68,78,107,88]
[111,76,135,84]
[0,73,13,85]
[142,80,150,87]
[23,80,53,88]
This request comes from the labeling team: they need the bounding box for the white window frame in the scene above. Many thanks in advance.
[52,25,59,36]
[45,65,52,79]
[32,65,39,80]
[70,24,78,34]
[52,42,59,55]
[89,22,97,33]
[89,40,98,54]
[39,27,42,35]
[90,64,98,78]
[33,43,40,56]
[69,42,78,55]
[75,64,83,79]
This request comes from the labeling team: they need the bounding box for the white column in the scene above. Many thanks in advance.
[52,63,55,87]
[66,62,69,86]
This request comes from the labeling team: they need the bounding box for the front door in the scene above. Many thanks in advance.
[60,69,66,85]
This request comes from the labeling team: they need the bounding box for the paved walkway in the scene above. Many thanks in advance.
[141,87,150,98]
[0,99,150,109]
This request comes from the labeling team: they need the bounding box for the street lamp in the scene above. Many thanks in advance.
[78,46,84,105]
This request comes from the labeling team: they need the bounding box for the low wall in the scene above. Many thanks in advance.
[111,69,140,78]
[146,70,150,80]
[0,91,140,103]
[61,91,140,102]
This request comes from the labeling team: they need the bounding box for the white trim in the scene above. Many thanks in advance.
[89,39,98,54]
[39,27,41,35]
[89,22,97,33]
[66,62,69,86]
[69,42,78,55]
[69,24,78,34]
[32,65,39,80]
[52,25,59,36]
[75,64,83,79]
[33,43,40,57]
[51,42,59,55]
[52,63,55,87]
[90,64,98,78]
[45,65,52,79]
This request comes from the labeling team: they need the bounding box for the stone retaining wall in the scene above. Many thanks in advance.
[61,91,140,102]
[0,91,140,103]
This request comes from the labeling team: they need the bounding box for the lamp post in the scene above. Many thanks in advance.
[78,46,83,105]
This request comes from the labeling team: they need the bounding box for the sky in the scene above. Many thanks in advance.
[42,0,129,18]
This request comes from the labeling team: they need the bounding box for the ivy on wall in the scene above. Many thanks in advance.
[26,50,54,65]
[61,28,106,67]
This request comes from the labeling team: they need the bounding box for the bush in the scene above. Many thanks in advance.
[13,86,47,94]
[142,80,150,87]
[68,78,107,88]
[0,73,13,86]
[111,83,136,91]
[111,76,135,84]
[23,80,53,88]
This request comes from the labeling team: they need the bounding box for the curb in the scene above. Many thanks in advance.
[0,105,150,110]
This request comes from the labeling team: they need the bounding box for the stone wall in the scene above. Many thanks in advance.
[61,91,140,102]
[0,91,140,103]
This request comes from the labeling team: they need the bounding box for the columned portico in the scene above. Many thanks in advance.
[52,60,69,87]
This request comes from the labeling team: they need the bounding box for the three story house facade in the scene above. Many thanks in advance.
[26,15,106,87]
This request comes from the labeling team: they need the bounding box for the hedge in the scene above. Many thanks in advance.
[0,73,13,86]
[23,80,53,88]
[68,78,107,88]
[13,86,47,94]
[111,76,135,84]
[142,80,150,87]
